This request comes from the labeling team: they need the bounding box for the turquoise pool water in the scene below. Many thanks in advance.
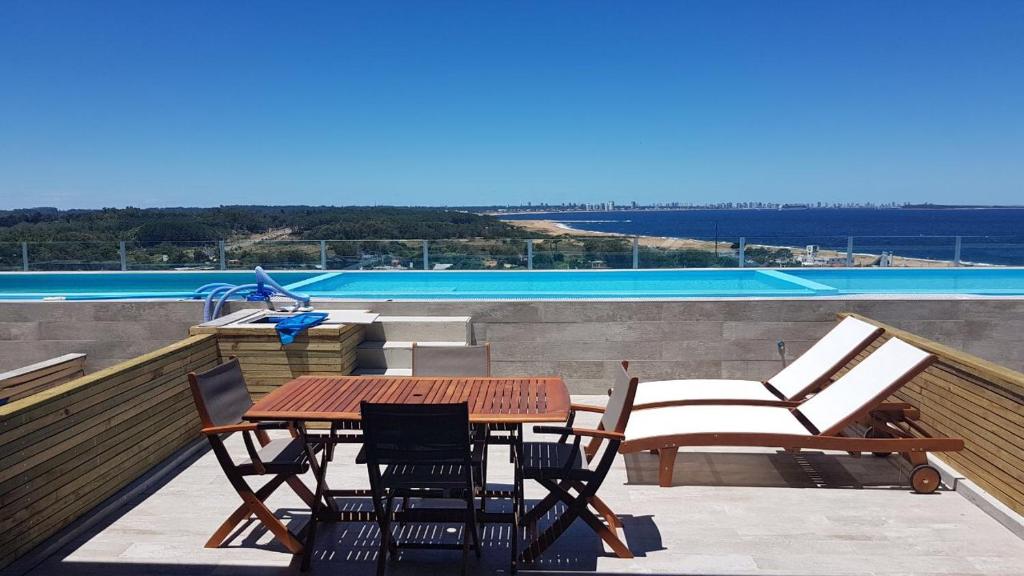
[0,271,321,300]
[1,269,1023,300]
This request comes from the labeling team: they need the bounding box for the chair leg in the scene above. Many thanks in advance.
[523,479,632,561]
[206,474,287,549]
[658,448,678,487]
[241,491,305,554]
[573,503,633,559]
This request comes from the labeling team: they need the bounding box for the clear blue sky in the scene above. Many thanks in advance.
[1,1,1021,208]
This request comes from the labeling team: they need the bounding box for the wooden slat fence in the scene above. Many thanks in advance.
[839,312,1024,516]
[0,334,218,569]
[0,354,87,405]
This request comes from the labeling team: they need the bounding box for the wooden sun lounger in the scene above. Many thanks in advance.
[632,316,883,408]
[620,338,965,493]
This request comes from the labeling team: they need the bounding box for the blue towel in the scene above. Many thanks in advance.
[274,312,328,345]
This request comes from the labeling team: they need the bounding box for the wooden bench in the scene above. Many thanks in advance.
[0,354,87,406]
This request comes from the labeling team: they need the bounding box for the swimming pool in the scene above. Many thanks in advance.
[2,268,1024,300]
[0,271,322,300]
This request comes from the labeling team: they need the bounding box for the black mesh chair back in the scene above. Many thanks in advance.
[189,358,251,427]
[411,344,491,377]
[360,402,472,467]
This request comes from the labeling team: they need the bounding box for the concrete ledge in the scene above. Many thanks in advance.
[929,455,1024,540]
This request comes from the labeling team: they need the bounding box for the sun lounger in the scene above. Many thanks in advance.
[620,337,964,493]
[632,316,883,408]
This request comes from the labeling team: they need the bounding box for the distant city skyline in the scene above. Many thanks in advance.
[1,1,1022,209]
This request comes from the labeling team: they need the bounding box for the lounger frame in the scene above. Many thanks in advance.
[621,351,965,493]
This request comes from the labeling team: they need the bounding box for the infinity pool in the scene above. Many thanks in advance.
[0,271,322,300]
[2,268,1023,300]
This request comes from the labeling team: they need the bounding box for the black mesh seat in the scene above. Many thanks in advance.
[237,437,310,476]
[520,441,589,481]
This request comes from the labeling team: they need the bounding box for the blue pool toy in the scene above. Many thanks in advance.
[271,312,328,345]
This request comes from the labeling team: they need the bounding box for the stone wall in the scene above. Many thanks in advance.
[2,298,1022,393]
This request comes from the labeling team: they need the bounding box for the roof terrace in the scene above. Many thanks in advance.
[11,400,1024,576]
[2,310,1023,576]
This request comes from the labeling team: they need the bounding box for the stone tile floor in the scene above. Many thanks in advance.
[17,397,1024,576]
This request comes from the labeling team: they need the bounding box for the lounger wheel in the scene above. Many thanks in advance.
[910,464,940,494]
[864,427,892,457]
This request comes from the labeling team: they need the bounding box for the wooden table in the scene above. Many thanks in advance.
[244,375,571,573]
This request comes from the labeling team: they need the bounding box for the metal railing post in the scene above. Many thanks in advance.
[218,240,226,270]
[738,237,746,268]
[319,240,327,270]
[632,236,639,269]
[953,236,962,266]
[119,240,127,271]
[422,240,429,270]
[846,236,854,267]
[21,242,28,271]
[527,239,534,270]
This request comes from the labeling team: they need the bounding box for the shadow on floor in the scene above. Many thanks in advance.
[623,450,912,490]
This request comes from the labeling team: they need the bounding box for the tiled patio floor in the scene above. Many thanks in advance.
[16,396,1024,576]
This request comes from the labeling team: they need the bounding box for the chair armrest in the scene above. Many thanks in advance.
[570,403,605,414]
[533,425,625,441]
[202,422,258,435]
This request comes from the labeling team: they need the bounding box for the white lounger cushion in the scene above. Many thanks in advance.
[798,337,932,435]
[625,404,811,441]
[765,316,882,399]
[633,379,778,406]
[632,316,881,406]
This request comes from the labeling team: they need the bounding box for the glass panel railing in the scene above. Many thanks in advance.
[224,240,322,270]
[326,240,423,270]
[125,241,220,270]
[740,236,848,268]
[25,241,120,271]
[532,237,634,269]
[428,239,527,270]
[4,236,1022,272]
[848,236,957,267]
[958,236,1024,267]
[0,242,24,271]
[637,238,740,268]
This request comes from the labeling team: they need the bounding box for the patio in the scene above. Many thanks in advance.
[14,396,1024,576]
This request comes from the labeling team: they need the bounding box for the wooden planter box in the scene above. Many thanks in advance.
[190,321,365,400]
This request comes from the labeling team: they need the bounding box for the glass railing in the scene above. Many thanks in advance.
[2,235,1023,271]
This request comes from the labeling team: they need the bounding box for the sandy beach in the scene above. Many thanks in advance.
[506,219,954,267]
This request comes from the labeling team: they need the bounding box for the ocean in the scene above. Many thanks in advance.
[502,208,1024,265]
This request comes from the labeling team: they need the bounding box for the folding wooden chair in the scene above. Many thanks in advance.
[188,358,324,554]
[520,361,639,562]
[361,402,482,576]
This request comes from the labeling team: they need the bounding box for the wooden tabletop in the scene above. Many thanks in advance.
[245,375,571,424]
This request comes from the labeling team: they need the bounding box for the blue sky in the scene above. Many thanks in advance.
[1,1,1021,208]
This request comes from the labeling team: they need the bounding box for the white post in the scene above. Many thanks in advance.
[320,240,327,270]
[632,236,639,269]
[422,240,429,270]
[119,240,127,271]
[738,237,746,268]
[846,236,854,267]
[954,236,962,266]
[527,239,534,270]
[21,242,28,271]
[218,240,226,270]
